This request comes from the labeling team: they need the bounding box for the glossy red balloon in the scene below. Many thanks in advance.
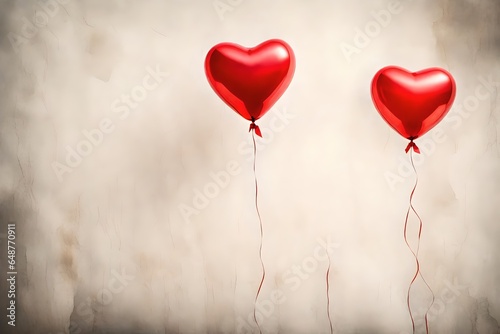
[371,66,456,141]
[205,39,295,123]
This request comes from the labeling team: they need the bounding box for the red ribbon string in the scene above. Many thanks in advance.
[405,140,420,154]
[404,150,435,334]
[251,130,265,334]
[249,122,262,137]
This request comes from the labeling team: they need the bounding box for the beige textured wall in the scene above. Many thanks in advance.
[0,0,499,333]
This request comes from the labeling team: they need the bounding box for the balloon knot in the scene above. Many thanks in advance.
[249,121,262,137]
[405,140,420,154]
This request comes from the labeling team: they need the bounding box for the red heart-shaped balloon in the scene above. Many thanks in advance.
[371,66,456,143]
[205,39,295,123]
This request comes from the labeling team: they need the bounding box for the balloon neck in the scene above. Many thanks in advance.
[249,121,262,137]
[405,139,420,154]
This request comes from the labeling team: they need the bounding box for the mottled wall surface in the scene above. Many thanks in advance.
[0,0,499,333]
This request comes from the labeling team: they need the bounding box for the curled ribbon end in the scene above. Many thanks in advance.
[405,140,420,154]
[249,122,262,137]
